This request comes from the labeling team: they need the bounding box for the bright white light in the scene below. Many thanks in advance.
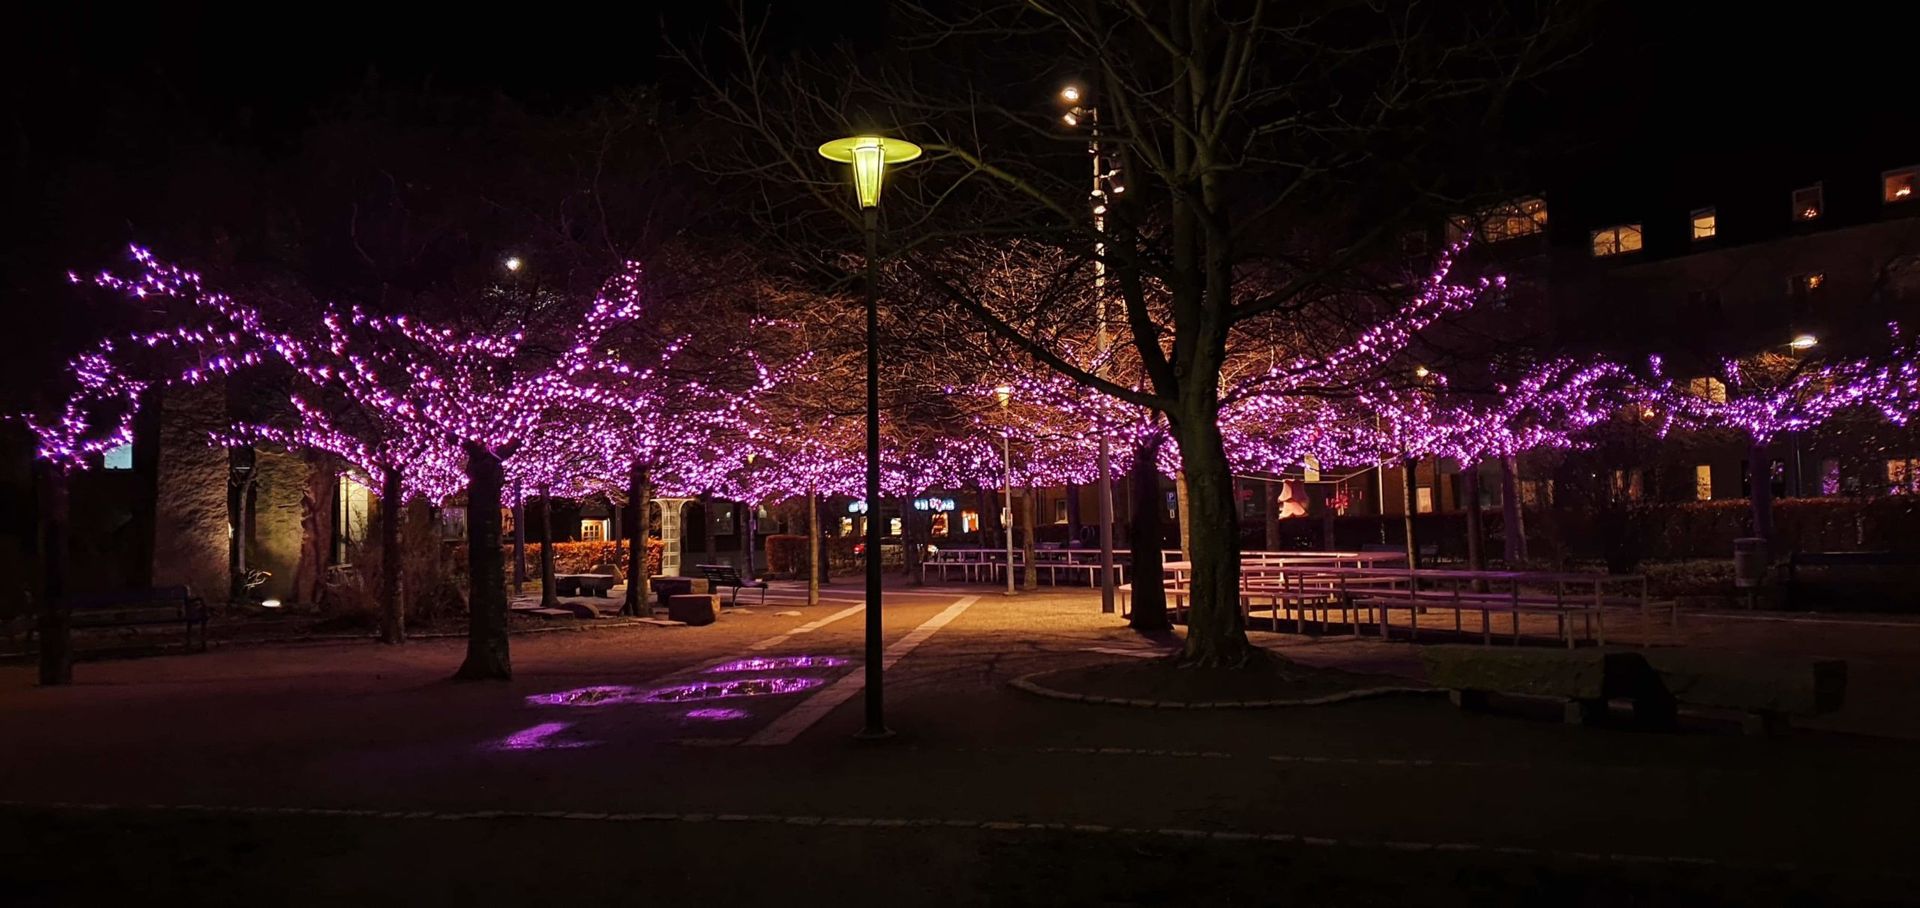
[1062,112,1077,126]
[261,598,283,609]
[504,256,523,272]
[994,385,1013,407]
[1414,365,1431,378]
[1092,204,1107,215]
[1060,86,1081,103]
[1790,334,1819,350]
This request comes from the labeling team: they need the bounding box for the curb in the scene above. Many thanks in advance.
[1008,671,1441,709]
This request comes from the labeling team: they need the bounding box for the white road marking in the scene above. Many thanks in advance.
[747,604,867,652]
[744,595,979,746]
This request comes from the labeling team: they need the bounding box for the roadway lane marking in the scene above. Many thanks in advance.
[747,604,867,652]
[743,595,980,746]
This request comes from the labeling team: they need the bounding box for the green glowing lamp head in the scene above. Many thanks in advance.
[818,135,923,209]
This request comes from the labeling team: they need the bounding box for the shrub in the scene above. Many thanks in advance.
[766,534,809,577]
[506,539,662,579]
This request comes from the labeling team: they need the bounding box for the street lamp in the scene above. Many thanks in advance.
[1057,84,1123,614]
[503,256,523,273]
[1789,333,1819,351]
[818,134,921,741]
[995,384,1016,596]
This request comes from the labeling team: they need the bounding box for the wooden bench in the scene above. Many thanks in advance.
[67,585,208,653]
[696,563,768,607]
[1350,588,1608,647]
[1421,646,1673,725]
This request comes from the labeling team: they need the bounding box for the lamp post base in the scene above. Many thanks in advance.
[853,725,896,742]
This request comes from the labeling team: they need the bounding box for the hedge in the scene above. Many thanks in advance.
[499,539,662,578]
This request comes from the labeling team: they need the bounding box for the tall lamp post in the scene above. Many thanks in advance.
[818,134,921,740]
[994,384,1017,596]
[1059,85,1123,613]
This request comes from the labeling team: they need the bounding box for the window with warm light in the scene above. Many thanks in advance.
[1792,184,1823,222]
[579,520,606,542]
[1694,465,1713,501]
[1610,469,1644,503]
[1885,168,1916,204]
[1887,459,1920,494]
[1448,196,1547,243]
[1590,224,1644,257]
[1688,377,1728,403]
[1690,207,1717,241]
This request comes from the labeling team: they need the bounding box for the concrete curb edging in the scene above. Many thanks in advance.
[1008,671,1442,709]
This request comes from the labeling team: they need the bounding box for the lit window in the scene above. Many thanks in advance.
[1694,465,1713,501]
[960,510,980,534]
[1690,207,1716,240]
[1885,168,1916,204]
[1448,196,1548,244]
[1887,459,1920,494]
[1054,499,1068,523]
[1590,224,1644,257]
[101,442,133,470]
[1688,377,1728,403]
[1415,488,1434,513]
[1610,469,1644,503]
[580,520,606,541]
[1793,184,1823,222]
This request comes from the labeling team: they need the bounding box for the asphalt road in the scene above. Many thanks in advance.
[2,581,1915,905]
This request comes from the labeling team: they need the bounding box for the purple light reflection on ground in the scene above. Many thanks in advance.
[706,655,849,673]
[491,721,597,751]
[685,708,750,720]
[524,685,642,707]
[644,676,825,703]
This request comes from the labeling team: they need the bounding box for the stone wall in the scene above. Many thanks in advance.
[150,383,229,601]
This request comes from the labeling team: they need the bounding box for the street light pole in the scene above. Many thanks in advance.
[819,135,921,741]
[996,385,1016,596]
[1062,86,1121,613]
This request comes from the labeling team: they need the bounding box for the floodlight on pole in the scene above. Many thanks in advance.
[1789,333,1819,350]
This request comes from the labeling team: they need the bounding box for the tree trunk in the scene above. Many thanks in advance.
[35,463,72,686]
[379,465,406,644]
[900,496,922,583]
[1065,482,1082,546]
[816,495,832,584]
[1500,456,1526,564]
[1127,435,1169,631]
[624,465,650,616]
[1462,463,1486,574]
[1021,482,1038,590]
[129,394,162,589]
[806,491,821,606]
[1401,458,1421,570]
[539,484,558,608]
[454,443,511,681]
[1168,414,1249,666]
[699,492,715,566]
[1749,440,1776,542]
[1263,479,1283,551]
[227,445,256,603]
[511,480,527,596]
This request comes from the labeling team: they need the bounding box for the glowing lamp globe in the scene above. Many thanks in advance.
[817,135,923,209]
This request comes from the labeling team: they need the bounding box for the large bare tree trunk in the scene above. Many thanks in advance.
[538,485,559,609]
[1127,436,1169,632]
[1500,456,1527,564]
[291,454,333,607]
[1169,411,1251,667]
[35,463,72,686]
[1749,440,1776,543]
[900,495,922,583]
[454,443,510,681]
[806,491,821,606]
[1065,482,1082,546]
[1021,482,1038,590]
[379,465,405,644]
[625,465,650,616]
[1174,471,1193,560]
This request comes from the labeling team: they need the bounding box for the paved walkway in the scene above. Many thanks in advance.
[2,579,1916,904]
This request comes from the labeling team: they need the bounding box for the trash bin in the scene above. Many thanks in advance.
[1733,537,1767,589]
